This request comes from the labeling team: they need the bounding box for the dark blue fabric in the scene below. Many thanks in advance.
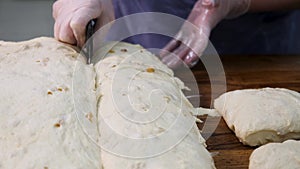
[113,0,196,17]
[112,0,300,55]
[112,0,196,49]
[210,12,300,55]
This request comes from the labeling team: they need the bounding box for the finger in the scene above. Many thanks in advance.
[173,43,190,60]
[201,0,220,8]
[53,0,62,40]
[171,44,191,67]
[70,8,102,48]
[58,15,76,45]
[183,35,207,67]
[202,0,215,6]
[159,39,180,58]
[70,12,91,48]
[184,51,200,67]
[161,44,190,68]
[52,0,61,19]
[54,21,60,40]
[161,53,182,69]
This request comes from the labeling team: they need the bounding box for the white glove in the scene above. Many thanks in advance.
[160,0,251,68]
[53,0,114,47]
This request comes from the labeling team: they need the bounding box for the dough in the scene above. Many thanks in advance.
[214,88,300,146]
[0,38,216,168]
[249,140,300,169]
[95,42,216,169]
[0,37,101,169]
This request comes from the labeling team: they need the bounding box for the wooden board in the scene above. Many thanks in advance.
[175,55,300,169]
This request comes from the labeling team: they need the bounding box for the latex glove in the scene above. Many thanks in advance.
[160,0,251,68]
[53,0,114,47]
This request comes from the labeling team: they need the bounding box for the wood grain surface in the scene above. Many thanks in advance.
[175,55,300,169]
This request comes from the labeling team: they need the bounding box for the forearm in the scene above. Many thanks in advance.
[249,0,300,12]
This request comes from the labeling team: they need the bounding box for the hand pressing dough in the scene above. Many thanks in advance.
[249,140,300,169]
[0,37,101,169]
[214,88,300,146]
[95,42,216,169]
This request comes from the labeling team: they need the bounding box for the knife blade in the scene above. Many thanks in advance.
[85,19,97,64]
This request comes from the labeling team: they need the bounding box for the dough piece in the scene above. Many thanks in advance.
[95,43,216,169]
[214,88,300,146]
[0,37,101,169]
[249,140,300,169]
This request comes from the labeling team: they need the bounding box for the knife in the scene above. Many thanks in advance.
[85,19,97,64]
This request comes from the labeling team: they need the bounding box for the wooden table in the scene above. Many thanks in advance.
[175,55,300,169]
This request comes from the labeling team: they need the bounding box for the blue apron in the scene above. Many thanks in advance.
[112,0,300,55]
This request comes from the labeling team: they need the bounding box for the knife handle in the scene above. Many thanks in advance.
[86,19,97,41]
[85,19,97,64]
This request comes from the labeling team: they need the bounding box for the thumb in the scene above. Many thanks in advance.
[70,8,102,48]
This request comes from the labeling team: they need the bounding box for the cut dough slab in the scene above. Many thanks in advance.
[95,42,216,169]
[0,37,101,168]
[0,38,216,168]
[214,88,300,146]
[249,140,300,169]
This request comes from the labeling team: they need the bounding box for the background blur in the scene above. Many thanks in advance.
[0,0,54,41]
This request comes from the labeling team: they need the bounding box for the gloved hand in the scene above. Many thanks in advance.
[53,0,114,47]
[160,0,251,68]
